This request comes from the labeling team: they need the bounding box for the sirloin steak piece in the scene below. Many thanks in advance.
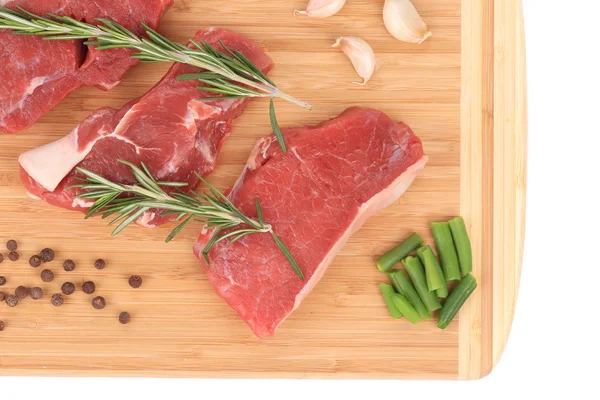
[194,107,428,337]
[19,28,274,227]
[0,0,173,133]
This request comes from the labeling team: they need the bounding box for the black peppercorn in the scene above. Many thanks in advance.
[0,292,5,301]
[94,258,106,270]
[41,269,54,282]
[30,287,43,300]
[6,239,17,251]
[128,275,143,289]
[119,312,131,324]
[0,276,6,286]
[51,293,64,307]
[61,282,75,295]
[82,281,96,294]
[5,294,18,307]
[8,251,19,261]
[40,248,55,262]
[92,296,106,309]
[15,286,29,299]
[0,321,4,331]
[63,259,76,272]
[29,255,42,268]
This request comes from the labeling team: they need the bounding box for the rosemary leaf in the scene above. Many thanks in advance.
[112,207,150,236]
[67,162,303,277]
[270,99,287,154]
[85,192,120,219]
[155,181,189,187]
[202,229,223,265]
[107,205,139,226]
[166,215,194,243]
[270,231,304,280]
[215,228,260,244]
[255,198,265,227]
[229,231,257,244]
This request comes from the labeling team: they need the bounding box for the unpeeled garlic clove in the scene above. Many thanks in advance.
[383,0,432,44]
[333,36,377,85]
[294,0,347,18]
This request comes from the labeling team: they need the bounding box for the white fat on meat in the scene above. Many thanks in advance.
[18,111,144,192]
[71,198,94,208]
[18,126,95,192]
[136,211,157,228]
[26,191,41,200]
[5,76,48,115]
[25,76,47,96]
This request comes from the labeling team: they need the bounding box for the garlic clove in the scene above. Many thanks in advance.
[333,36,378,85]
[383,0,432,44]
[294,0,347,19]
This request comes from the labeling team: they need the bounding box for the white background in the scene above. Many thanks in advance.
[3,0,599,398]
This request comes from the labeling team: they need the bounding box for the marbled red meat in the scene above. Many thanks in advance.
[0,0,173,133]
[19,28,274,227]
[194,107,428,337]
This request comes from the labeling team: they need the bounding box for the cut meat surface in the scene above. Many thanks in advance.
[0,0,173,133]
[193,107,428,337]
[19,28,274,227]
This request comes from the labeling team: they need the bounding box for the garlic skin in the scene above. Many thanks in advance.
[383,0,432,44]
[294,0,347,18]
[333,37,377,85]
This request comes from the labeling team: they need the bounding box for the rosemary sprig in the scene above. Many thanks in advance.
[68,160,304,280]
[0,6,310,153]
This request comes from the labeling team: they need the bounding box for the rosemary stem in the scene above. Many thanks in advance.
[274,89,313,111]
[177,51,312,110]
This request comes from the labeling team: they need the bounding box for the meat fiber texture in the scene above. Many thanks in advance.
[19,28,274,227]
[194,107,428,338]
[0,0,173,133]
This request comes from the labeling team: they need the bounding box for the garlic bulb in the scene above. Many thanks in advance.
[383,0,432,44]
[294,0,347,18]
[333,37,377,85]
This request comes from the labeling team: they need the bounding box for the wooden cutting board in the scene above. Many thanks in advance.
[0,0,526,379]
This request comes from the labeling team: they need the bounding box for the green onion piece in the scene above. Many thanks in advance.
[376,233,424,272]
[448,217,473,276]
[387,270,431,320]
[431,222,461,281]
[435,281,449,299]
[438,274,477,329]
[416,245,446,292]
[402,256,442,312]
[379,284,403,319]
[392,294,420,324]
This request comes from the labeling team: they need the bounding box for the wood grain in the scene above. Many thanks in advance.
[458,0,527,379]
[0,0,525,379]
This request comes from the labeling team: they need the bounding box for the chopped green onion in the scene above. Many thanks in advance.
[392,294,420,324]
[402,256,442,313]
[448,217,473,276]
[416,245,445,292]
[387,270,431,320]
[376,232,424,272]
[438,274,477,329]
[431,222,461,281]
[379,284,403,319]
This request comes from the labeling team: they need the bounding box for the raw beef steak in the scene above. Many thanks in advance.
[194,107,428,337]
[0,0,173,134]
[19,28,274,227]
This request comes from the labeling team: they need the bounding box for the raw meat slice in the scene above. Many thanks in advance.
[19,28,274,227]
[193,107,428,338]
[0,0,173,134]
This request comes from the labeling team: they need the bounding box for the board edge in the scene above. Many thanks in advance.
[458,0,527,380]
